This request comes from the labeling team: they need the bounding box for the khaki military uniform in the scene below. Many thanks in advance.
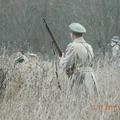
[111,36,120,58]
[111,44,120,58]
[60,37,98,98]
[111,44,120,68]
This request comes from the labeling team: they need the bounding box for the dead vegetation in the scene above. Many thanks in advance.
[0,52,120,120]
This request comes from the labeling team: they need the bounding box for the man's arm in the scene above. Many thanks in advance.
[59,43,75,71]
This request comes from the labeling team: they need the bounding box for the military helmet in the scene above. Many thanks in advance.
[111,36,120,43]
[69,23,86,33]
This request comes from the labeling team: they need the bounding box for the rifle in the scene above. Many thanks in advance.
[42,18,62,90]
[42,18,62,57]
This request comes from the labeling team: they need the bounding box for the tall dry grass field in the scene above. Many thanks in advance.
[0,52,120,120]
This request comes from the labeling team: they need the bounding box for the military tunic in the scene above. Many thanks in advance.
[111,36,120,58]
[111,44,120,58]
[111,43,120,68]
[60,37,98,98]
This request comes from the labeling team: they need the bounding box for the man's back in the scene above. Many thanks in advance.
[59,22,98,99]
[60,37,94,71]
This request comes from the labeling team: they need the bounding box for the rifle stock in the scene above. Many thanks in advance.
[42,18,62,57]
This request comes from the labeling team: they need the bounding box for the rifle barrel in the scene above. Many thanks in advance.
[43,18,62,57]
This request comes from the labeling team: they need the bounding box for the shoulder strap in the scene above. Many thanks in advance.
[80,42,94,66]
[81,43,93,58]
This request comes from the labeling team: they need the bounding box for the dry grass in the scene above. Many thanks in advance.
[0,52,120,120]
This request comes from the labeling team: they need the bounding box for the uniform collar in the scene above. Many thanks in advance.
[73,37,86,43]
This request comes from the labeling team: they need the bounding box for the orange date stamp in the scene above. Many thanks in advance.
[91,104,120,112]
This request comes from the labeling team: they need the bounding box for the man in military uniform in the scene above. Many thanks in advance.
[110,36,120,68]
[59,23,98,98]
[111,36,120,58]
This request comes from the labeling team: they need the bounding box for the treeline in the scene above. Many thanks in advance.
[0,0,120,55]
